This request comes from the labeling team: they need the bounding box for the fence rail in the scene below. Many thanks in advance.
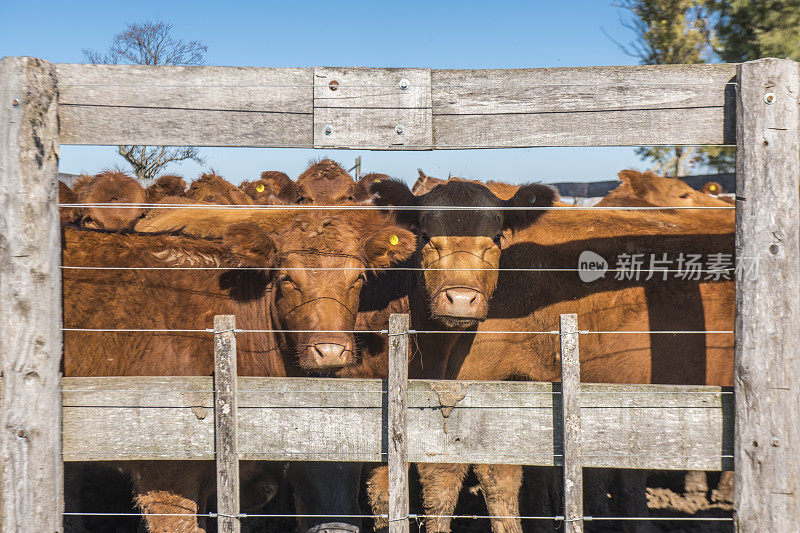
[54,374,733,469]
[54,63,748,148]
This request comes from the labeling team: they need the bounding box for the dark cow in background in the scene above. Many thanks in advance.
[367,178,733,533]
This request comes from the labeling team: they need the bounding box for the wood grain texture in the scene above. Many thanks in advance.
[559,314,583,533]
[52,63,746,148]
[56,63,312,146]
[214,315,240,533]
[0,56,63,532]
[313,67,432,149]
[734,58,800,532]
[432,64,737,147]
[58,377,733,470]
[388,314,410,533]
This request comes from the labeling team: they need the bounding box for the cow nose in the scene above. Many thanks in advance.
[444,288,483,314]
[311,343,348,367]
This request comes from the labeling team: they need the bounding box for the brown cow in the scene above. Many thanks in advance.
[239,171,289,204]
[146,174,187,202]
[186,172,255,205]
[597,170,731,208]
[411,169,445,195]
[369,178,734,533]
[71,170,148,230]
[59,181,80,224]
[64,210,415,532]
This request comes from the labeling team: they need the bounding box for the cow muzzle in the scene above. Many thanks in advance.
[299,335,357,371]
[431,287,488,328]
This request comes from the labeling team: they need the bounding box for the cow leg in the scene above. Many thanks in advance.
[416,462,469,533]
[365,464,390,531]
[611,470,657,533]
[287,462,363,533]
[129,461,209,533]
[711,470,734,504]
[583,468,612,518]
[683,470,709,495]
[472,464,523,533]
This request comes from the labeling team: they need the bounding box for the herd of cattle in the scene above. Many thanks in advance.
[59,159,735,533]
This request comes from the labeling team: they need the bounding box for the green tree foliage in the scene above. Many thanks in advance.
[83,21,207,181]
[615,0,800,176]
[613,0,719,176]
[714,0,800,61]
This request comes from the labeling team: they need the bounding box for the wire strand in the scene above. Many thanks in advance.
[60,202,734,210]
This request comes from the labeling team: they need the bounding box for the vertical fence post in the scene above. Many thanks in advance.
[0,57,63,531]
[559,314,583,532]
[214,315,240,533]
[388,313,410,533]
[735,58,800,531]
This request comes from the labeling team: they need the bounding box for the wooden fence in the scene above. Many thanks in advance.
[0,57,798,532]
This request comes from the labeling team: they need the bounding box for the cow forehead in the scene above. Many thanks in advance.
[279,253,364,272]
[421,210,502,237]
[419,182,504,237]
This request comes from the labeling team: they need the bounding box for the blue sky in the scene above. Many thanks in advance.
[2,0,660,184]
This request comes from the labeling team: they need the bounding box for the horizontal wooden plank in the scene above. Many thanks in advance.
[52,63,755,148]
[58,377,732,469]
[432,64,737,147]
[313,67,432,149]
[56,63,313,146]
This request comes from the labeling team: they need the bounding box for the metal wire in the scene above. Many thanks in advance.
[62,511,733,521]
[57,81,739,88]
[61,265,735,273]
[61,327,732,334]
[60,202,734,210]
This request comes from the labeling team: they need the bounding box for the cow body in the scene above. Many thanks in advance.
[369,178,734,532]
[64,203,415,533]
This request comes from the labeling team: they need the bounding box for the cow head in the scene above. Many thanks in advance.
[146,175,187,203]
[223,212,415,371]
[72,171,147,230]
[615,170,730,208]
[187,172,255,205]
[372,179,556,329]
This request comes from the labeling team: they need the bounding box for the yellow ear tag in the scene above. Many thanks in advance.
[256,184,265,193]
[374,178,381,183]
[389,234,399,246]
[709,185,716,192]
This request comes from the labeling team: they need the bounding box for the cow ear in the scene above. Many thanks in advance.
[618,169,649,197]
[363,226,416,269]
[370,178,418,227]
[223,222,277,268]
[502,183,557,232]
[353,173,388,202]
[411,169,443,195]
[261,171,300,203]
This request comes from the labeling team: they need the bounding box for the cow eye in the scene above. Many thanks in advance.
[421,232,431,243]
[493,234,502,246]
[347,195,355,201]
[679,192,691,199]
[279,275,294,285]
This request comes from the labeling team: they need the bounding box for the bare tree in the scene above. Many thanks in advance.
[83,21,207,181]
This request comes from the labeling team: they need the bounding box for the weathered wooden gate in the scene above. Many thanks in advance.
[1,57,798,532]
